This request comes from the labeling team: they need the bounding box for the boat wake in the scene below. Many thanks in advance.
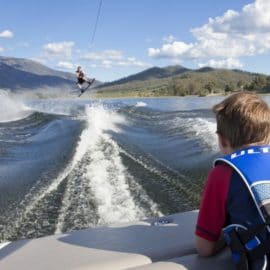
[0,91,32,123]
[0,104,161,241]
[0,98,219,242]
[55,105,160,233]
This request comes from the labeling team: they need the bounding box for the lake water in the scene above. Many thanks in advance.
[1,94,268,242]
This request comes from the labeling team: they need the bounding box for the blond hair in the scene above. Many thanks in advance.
[213,92,270,149]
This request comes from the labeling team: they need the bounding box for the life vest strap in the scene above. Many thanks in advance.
[224,222,270,270]
[228,229,249,270]
[248,238,270,260]
[238,220,270,243]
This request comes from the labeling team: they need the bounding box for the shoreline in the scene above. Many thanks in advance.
[92,90,270,100]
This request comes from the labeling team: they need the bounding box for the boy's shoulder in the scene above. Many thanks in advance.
[200,163,235,206]
[210,162,233,177]
[206,162,234,189]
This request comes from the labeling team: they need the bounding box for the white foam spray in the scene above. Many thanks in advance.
[0,90,31,122]
[6,103,159,235]
[135,101,147,107]
[54,104,158,232]
[171,116,218,150]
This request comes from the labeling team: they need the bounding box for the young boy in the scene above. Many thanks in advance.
[195,92,270,270]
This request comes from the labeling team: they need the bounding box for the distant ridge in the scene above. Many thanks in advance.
[195,67,215,73]
[1,56,268,96]
[0,56,74,79]
[0,56,100,91]
[96,64,269,97]
[99,65,190,88]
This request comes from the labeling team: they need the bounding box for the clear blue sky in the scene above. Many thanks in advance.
[0,0,269,81]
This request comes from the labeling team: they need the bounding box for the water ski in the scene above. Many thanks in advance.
[78,78,95,97]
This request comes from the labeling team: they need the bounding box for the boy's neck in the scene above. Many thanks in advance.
[218,134,269,155]
[228,142,269,155]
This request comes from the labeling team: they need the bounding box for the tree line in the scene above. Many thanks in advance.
[96,70,270,98]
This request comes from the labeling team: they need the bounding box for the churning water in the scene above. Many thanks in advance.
[2,94,267,242]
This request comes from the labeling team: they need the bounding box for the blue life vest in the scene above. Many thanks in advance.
[215,145,270,270]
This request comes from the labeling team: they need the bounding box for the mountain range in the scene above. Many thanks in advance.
[0,57,74,91]
[97,64,268,97]
[0,56,268,96]
[100,65,190,88]
[0,57,101,92]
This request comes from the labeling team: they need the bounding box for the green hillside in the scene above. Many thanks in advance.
[96,66,270,98]
[100,65,190,88]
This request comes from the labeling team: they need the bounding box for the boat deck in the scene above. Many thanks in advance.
[0,211,233,270]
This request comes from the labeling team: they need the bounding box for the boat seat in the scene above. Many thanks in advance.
[0,211,198,270]
[124,248,233,270]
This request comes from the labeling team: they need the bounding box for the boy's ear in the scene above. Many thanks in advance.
[217,133,233,155]
[218,133,229,148]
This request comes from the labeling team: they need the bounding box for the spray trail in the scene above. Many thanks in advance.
[55,104,160,232]
[0,91,32,122]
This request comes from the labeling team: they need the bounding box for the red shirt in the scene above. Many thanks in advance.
[195,163,233,242]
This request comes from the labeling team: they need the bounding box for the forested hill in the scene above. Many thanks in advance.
[100,65,190,88]
[1,56,269,97]
[97,65,270,97]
